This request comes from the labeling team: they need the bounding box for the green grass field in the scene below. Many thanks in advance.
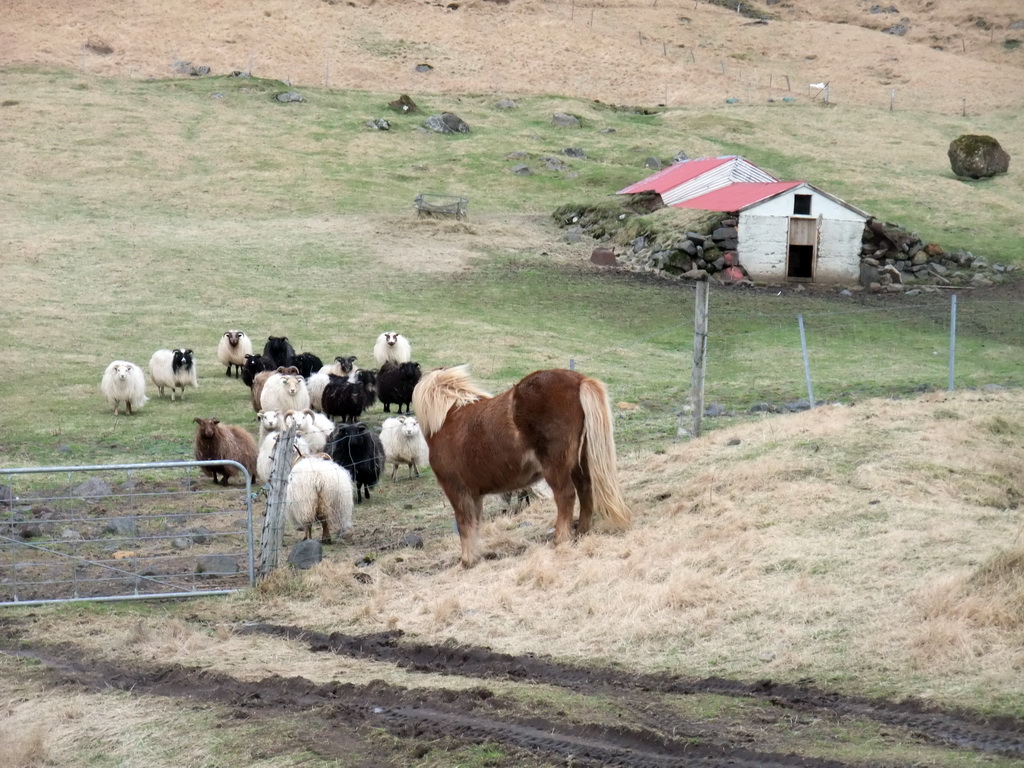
[1,69,1022,468]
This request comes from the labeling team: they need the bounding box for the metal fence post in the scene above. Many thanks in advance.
[798,314,815,407]
[948,293,958,392]
[690,279,710,437]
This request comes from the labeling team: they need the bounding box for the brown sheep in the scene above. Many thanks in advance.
[193,417,258,486]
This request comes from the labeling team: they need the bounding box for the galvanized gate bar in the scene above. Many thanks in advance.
[0,460,255,606]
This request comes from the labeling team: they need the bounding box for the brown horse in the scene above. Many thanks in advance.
[412,366,632,567]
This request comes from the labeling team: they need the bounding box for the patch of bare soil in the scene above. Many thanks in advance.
[3,619,1023,766]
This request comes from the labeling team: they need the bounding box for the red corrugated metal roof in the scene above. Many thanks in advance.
[671,181,803,212]
[616,156,735,195]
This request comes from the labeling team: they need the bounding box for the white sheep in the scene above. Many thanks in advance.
[257,409,285,447]
[100,360,148,415]
[149,348,198,400]
[259,370,311,414]
[256,430,312,486]
[217,330,252,378]
[373,332,412,367]
[285,454,354,544]
[284,409,335,454]
[306,369,331,412]
[380,415,430,480]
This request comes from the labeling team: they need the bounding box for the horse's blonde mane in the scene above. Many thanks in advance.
[412,364,492,437]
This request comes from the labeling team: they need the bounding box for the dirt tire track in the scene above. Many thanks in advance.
[241,623,1024,760]
[2,639,855,768]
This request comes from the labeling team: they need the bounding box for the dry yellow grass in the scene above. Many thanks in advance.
[11,387,1011,707]
[2,0,1021,112]
[276,389,1021,698]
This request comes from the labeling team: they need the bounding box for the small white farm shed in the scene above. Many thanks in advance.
[674,181,869,283]
[618,157,870,284]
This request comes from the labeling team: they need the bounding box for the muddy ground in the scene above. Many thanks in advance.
[3,616,1023,767]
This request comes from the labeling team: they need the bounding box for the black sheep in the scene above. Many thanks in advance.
[377,361,421,414]
[263,336,296,369]
[321,370,377,423]
[321,374,366,423]
[241,353,275,388]
[328,422,385,503]
[293,352,324,378]
[355,368,378,412]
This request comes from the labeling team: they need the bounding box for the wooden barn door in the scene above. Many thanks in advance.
[787,217,819,281]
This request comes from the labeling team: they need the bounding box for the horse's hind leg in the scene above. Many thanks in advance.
[572,460,595,536]
[546,470,578,546]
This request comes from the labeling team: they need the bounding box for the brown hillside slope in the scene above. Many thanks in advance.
[1,0,1022,111]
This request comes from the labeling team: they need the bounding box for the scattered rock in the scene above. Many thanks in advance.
[402,533,425,549]
[644,157,662,170]
[365,118,391,130]
[104,517,138,537]
[288,539,323,570]
[275,91,303,103]
[562,147,587,159]
[551,112,581,128]
[423,112,470,134]
[188,527,214,545]
[173,61,210,77]
[947,134,1010,179]
[495,98,518,109]
[510,164,532,176]
[74,478,112,499]
[84,36,114,55]
[195,554,240,576]
[414,63,433,73]
[883,24,908,36]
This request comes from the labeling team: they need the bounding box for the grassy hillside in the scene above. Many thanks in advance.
[1,69,1023,468]
[2,65,1024,767]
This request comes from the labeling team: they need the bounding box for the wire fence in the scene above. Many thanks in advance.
[559,289,1023,423]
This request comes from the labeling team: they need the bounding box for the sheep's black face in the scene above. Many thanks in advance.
[172,348,194,372]
[401,362,422,382]
[225,330,244,347]
[384,332,398,346]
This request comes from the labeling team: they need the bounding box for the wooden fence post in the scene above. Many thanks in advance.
[256,424,298,580]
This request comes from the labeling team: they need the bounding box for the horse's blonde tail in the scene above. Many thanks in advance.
[579,377,632,530]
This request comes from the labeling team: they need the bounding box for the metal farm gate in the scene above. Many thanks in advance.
[0,461,255,605]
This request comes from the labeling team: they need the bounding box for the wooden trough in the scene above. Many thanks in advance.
[415,193,469,220]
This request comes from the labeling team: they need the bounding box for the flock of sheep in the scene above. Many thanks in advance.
[100,331,430,544]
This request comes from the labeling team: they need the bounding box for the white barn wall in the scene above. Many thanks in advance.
[738,214,788,278]
[816,219,866,282]
[736,186,867,283]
